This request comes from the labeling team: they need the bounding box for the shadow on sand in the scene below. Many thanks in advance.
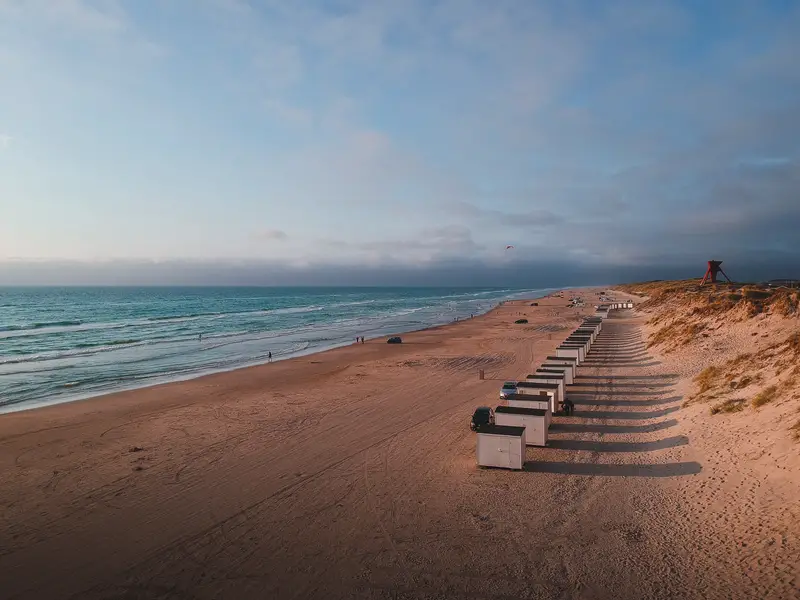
[570,407,680,420]
[587,352,648,357]
[579,361,662,368]
[571,396,682,407]
[549,419,678,434]
[547,435,689,452]
[584,354,650,360]
[575,375,679,381]
[523,461,702,477]
[568,382,674,389]
[567,391,673,398]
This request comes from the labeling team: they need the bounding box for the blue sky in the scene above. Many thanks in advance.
[1,0,799,284]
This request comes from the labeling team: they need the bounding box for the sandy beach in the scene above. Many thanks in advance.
[1,289,797,599]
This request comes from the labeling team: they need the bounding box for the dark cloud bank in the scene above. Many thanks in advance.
[0,255,796,288]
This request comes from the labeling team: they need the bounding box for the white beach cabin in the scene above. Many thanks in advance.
[558,344,586,362]
[506,393,552,427]
[545,356,578,378]
[495,406,548,446]
[476,425,525,470]
[537,365,573,385]
[514,382,560,415]
[556,346,582,364]
[574,327,598,342]
[582,320,603,332]
[526,374,565,406]
[565,336,592,351]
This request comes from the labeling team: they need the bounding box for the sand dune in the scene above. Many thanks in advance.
[0,290,797,599]
[619,281,800,599]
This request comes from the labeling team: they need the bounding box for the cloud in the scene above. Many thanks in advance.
[0,0,125,33]
[2,1,800,279]
[264,98,313,127]
[320,225,482,265]
[450,201,564,228]
[0,0,164,64]
[0,134,11,149]
[0,254,795,288]
[251,229,289,242]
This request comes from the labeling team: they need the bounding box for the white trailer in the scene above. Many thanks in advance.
[495,406,548,447]
[476,425,525,470]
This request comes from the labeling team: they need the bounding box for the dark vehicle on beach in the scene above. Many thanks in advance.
[387,336,402,344]
[470,406,495,431]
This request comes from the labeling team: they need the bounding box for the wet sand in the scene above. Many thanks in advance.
[0,290,791,599]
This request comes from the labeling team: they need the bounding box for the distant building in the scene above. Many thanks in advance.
[765,279,799,288]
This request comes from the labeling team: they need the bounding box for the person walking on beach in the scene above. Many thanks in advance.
[361,336,364,344]
[268,351,272,362]
[563,397,574,416]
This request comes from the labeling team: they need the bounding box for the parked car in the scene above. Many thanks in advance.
[470,406,495,431]
[386,336,402,344]
[499,381,517,399]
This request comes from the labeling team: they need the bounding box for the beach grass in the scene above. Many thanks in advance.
[752,385,779,409]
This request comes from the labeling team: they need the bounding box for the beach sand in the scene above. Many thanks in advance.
[0,290,796,599]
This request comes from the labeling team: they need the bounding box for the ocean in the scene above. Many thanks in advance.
[0,286,552,413]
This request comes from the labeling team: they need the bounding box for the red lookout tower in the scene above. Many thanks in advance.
[700,260,732,285]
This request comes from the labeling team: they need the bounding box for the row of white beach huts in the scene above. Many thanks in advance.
[475,300,632,470]
[594,300,634,319]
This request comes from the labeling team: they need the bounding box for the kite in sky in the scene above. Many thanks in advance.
[505,245,515,250]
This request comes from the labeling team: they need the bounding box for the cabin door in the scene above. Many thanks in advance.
[507,439,521,467]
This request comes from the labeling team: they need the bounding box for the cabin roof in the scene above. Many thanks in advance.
[477,424,526,437]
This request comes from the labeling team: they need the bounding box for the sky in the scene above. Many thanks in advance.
[1,0,799,286]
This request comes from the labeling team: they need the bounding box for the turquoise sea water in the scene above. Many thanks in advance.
[0,286,552,412]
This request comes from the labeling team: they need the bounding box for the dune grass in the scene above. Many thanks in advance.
[742,288,772,301]
[752,385,779,409]
[788,332,800,354]
[695,366,720,395]
[710,398,746,415]
[621,280,799,320]
[649,321,706,349]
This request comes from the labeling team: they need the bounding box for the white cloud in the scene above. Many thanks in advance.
[0,0,164,62]
[0,0,125,33]
[2,1,799,272]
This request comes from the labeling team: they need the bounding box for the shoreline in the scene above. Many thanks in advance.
[0,291,561,421]
[2,284,797,599]
[0,288,558,416]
